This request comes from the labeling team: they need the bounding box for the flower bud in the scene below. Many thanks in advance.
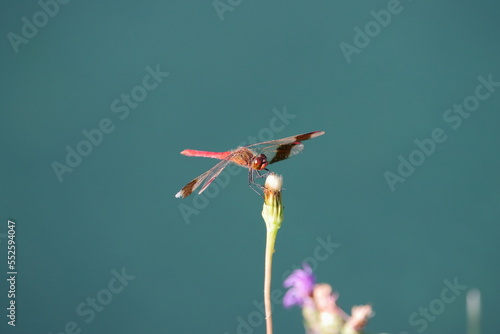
[261,173,284,230]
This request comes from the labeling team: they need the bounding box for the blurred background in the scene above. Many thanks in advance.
[1,0,499,333]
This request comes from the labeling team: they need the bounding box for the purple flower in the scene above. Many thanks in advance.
[283,263,316,308]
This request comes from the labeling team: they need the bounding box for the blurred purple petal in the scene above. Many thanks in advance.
[282,263,315,308]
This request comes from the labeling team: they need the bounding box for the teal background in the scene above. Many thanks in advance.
[1,1,499,333]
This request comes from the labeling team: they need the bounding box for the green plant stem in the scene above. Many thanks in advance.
[264,226,278,334]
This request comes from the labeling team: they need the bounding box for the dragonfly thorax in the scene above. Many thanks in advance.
[251,154,268,170]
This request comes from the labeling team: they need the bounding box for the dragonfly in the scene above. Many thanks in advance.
[175,131,325,198]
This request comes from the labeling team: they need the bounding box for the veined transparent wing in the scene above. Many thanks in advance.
[175,154,236,198]
[245,131,324,165]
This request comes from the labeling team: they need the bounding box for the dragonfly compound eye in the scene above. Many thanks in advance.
[252,154,268,170]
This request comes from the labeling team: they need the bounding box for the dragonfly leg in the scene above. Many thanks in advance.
[255,168,270,179]
[248,169,265,197]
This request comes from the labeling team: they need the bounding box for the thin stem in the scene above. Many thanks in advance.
[264,227,278,334]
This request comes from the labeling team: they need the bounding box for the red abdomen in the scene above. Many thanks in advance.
[180,150,232,160]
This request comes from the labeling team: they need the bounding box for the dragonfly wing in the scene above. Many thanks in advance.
[266,142,304,164]
[246,131,323,164]
[245,131,325,148]
[175,169,211,198]
[175,154,236,198]
[197,159,234,195]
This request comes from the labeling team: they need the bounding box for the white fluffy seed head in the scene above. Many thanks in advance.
[262,173,284,230]
[264,173,283,192]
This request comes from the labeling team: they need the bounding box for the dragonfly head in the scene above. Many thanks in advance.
[251,154,268,170]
